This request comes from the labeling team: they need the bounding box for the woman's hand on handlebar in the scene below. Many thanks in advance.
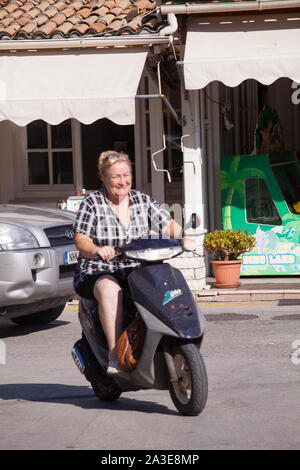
[182,236,196,252]
[94,245,116,261]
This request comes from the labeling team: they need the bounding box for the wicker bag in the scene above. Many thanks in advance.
[117,315,146,372]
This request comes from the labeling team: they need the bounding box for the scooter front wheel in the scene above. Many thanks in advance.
[168,343,208,416]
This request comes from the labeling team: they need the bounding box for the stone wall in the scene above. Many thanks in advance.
[164,238,207,296]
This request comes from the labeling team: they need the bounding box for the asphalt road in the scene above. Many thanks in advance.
[0,301,300,450]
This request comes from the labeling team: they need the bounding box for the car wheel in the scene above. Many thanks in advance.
[11,305,65,326]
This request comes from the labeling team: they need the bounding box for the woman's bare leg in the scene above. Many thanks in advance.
[93,275,123,362]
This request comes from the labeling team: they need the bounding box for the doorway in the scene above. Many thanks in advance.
[81,118,135,190]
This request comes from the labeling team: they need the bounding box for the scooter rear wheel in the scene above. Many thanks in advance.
[168,343,208,416]
[78,334,122,402]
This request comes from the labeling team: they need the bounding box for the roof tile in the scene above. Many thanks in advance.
[67,14,80,24]
[19,19,37,33]
[106,18,123,31]
[37,18,55,34]
[36,12,48,24]
[126,6,138,22]
[44,5,57,17]
[0,0,161,40]
[52,12,66,24]
[4,2,18,13]
[115,0,130,8]
[93,6,108,16]
[0,16,14,26]
[10,8,23,18]
[103,1,115,9]
[125,15,141,32]
[56,19,72,33]
[135,0,150,9]
[72,22,88,34]
[27,6,40,17]
[71,1,84,10]
[60,6,74,17]
[5,20,21,33]
[38,1,50,11]
[85,1,98,8]
[84,14,97,25]
[89,19,106,33]
[20,2,35,13]
[101,12,114,25]
[77,6,91,18]
[17,13,30,25]
[110,6,122,16]
[55,1,67,10]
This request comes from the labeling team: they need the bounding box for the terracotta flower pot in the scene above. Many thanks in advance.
[211,259,242,288]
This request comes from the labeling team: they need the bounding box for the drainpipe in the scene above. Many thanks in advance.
[160,0,300,15]
[158,13,178,37]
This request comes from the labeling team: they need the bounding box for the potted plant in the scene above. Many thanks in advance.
[203,229,256,288]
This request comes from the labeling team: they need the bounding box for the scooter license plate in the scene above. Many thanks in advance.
[64,250,79,265]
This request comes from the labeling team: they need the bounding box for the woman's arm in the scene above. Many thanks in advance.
[75,232,115,261]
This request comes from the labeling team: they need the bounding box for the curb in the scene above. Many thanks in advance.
[196,288,300,303]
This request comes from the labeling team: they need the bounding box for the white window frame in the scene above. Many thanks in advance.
[16,119,83,199]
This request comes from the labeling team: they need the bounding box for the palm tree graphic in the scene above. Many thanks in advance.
[221,155,266,229]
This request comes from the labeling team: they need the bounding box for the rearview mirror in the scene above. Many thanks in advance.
[184,213,201,232]
[191,213,201,229]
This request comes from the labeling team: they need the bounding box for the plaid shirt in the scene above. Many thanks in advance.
[73,187,170,282]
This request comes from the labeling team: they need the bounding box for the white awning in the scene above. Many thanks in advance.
[184,13,300,89]
[0,48,147,126]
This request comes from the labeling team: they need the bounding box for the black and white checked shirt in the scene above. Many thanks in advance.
[73,187,170,283]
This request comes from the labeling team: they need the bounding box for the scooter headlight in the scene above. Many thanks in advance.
[124,245,183,262]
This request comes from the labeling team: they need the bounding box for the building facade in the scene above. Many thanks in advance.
[1,0,300,291]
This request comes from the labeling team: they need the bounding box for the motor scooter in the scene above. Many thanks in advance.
[72,235,208,416]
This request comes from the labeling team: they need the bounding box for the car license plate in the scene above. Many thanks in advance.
[64,250,79,265]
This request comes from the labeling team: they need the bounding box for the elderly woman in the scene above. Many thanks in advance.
[73,150,196,374]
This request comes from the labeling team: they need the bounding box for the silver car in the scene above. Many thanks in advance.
[0,204,79,326]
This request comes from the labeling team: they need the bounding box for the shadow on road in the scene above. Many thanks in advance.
[0,383,177,415]
[0,320,70,339]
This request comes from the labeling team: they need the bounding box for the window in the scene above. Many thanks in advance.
[245,178,282,225]
[26,120,74,187]
[271,161,300,214]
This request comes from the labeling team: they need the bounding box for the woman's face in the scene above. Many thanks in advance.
[102,161,132,201]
